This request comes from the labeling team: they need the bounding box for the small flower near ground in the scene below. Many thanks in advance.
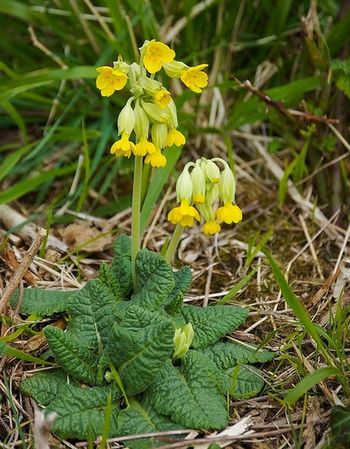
[134,137,156,156]
[216,202,242,224]
[96,66,128,96]
[142,40,175,74]
[145,150,167,168]
[110,133,135,158]
[168,200,200,227]
[202,220,221,235]
[173,323,194,359]
[166,128,186,147]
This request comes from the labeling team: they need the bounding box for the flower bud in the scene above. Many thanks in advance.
[134,101,149,141]
[163,99,178,128]
[141,100,169,123]
[163,60,187,78]
[117,99,135,136]
[176,167,193,202]
[151,123,168,149]
[219,164,236,203]
[173,323,194,358]
[204,160,221,184]
[191,162,206,204]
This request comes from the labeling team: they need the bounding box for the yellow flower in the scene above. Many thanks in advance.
[110,132,135,158]
[143,41,175,74]
[145,149,167,168]
[154,89,171,109]
[166,128,186,147]
[96,66,128,97]
[202,220,221,235]
[193,193,205,204]
[180,64,208,93]
[134,137,156,156]
[216,202,242,224]
[168,200,200,227]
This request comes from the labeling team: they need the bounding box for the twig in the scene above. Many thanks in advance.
[0,229,45,316]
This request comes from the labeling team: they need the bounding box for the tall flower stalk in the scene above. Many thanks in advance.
[95,40,209,286]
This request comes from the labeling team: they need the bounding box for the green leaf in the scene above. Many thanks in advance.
[111,234,132,296]
[284,367,340,406]
[330,406,350,446]
[99,263,123,300]
[106,320,175,395]
[148,351,228,430]
[20,369,74,406]
[132,250,175,310]
[117,398,179,449]
[46,384,119,440]
[202,340,275,369]
[120,305,168,331]
[164,267,192,316]
[222,365,265,399]
[44,326,100,385]
[10,288,72,316]
[66,279,122,349]
[180,305,249,349]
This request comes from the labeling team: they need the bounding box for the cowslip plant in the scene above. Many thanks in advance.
[13,235,274,447]
[11,40,274,447]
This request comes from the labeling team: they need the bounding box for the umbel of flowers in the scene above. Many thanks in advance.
[168,158,242,236]
[96,40,208,168]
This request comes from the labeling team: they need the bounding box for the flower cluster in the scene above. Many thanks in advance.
[96,40,208,168]
[168,158,242,235]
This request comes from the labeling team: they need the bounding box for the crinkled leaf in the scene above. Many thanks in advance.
[181,305,249,349]
[99,263,123,300]
[107,320,175,395]
[10,288,72,316]
[117,398,180,449]
[44,326,100,385]
[46,384,119,440]
[164,267,192,316]
[21,369,75,406]
[202,340,275,369]
[66,279,122,350]
[111,234,132,296]
[120,305,168,331]
[330,406,350,446]
[132,250,175,310]
[222,365,265,399]
[148,351,228,430]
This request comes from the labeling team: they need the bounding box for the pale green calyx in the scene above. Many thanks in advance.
[134,100,149,140]
[112,55,130,75]
[151,123,168,149]
[141,100,169,123]
[204,160,221,184]
[163,60,187,78]
[117,98,135,135]
[219,164,236,203]
[191,161,206,204]
[173,323,194,358]
[164,99,178,129]
[176,167,193,202]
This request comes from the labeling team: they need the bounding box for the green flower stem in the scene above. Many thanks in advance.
[131,156,143,290]
[164,224,184,264]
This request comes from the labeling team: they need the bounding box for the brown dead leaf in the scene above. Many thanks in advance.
[59,221,113,253]
[3,248,39,285]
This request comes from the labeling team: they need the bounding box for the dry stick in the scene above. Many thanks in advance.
[0,205,67,252]
[299,214,325,281]
[0,229,46,316]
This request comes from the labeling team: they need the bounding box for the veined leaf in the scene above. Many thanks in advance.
[44,326,100,385]
[202,340,275,369]
[46,384,119,440]
[164,267,192,316]
[21,369,74,406]
[181,305,249,349]
[120,305,168,331]
[107,320,175,395]
[111,234,132,296]
[132,250,175,310]
[99,263,123,300]
[149,351,228,430]
[66,279,122,349]
[117,398,180,449]
[10,288,72,316]
[222,365,265,399]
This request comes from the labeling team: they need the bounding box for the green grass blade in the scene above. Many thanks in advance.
[284,367,340,406]
[0,341,52,366]
[217,268,257,305]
